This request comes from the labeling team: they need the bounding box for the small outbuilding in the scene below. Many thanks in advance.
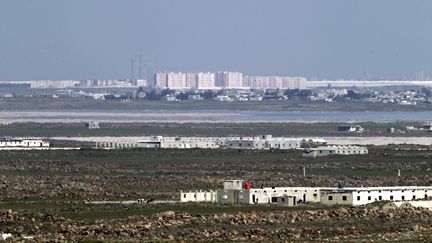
[276,196,297,207]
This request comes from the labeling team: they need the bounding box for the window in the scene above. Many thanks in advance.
[413,195,416,200]
[313,193,318,197]
[390,196,394,200]
[184,194,186,198]
[378,196,382,200]
[401,196,405,200]
[194,194,196,198]
[328,196,333,201]
[281,198,285,202]
[368,196,371,201]
[342,196,347,201]
[284,190,287,192]
[357,196,361,201]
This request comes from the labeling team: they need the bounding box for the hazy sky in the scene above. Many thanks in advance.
[1,0,432,80]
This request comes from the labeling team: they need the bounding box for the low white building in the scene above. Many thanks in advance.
[180,180,432,207]
[321,186,432,206]
[180,190,217,203]
[302,145,368,157]
[0,139,49,149]
[224,135,301,150]
[216,180,326,204]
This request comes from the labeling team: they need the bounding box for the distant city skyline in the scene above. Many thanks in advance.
[1,0,432,80]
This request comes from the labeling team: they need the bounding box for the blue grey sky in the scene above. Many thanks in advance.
[0,0,431,80]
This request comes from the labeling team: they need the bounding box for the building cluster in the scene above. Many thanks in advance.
[95,135,328,150]
[307,87,432,105]
[0,138,49,150]
[181,180,432,207]
[0,71,306,91]
[154,71,306,90]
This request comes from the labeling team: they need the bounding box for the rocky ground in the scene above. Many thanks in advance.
[2,206,432,242]
[0,147,431,241]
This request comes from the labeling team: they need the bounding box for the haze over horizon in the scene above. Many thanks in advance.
[1,0,432,81]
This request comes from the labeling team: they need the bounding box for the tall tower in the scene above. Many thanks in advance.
[130,57,136,80]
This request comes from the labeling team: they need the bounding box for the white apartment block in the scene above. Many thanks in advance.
[30,80,80,89]
[197,72,216,89]
[186,73,198,89]
[244,76,307,89]
[167,72,187,89]
[155,72,168,88]
[216,71,244,89]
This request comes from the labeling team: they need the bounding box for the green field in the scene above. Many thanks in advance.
[0,121,429,137]
[2,98,432,111]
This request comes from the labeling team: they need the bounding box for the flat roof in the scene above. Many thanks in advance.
[248,186,432,192]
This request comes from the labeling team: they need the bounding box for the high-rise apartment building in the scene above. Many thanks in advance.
[244,76,307,89]
[167,72,187,89]
[156,71,306,90]
[216,71,243,89]
[197,72,216,89]
[186,73,198,89]
[155,72,168,88]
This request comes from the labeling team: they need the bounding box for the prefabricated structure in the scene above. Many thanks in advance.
[302,145,368,157]
[383,200,432,211]
[321,186,432,206]
[0,138,49,148]
[96,136,219,149]
[223,135,301,150]
[180,190,217,203]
